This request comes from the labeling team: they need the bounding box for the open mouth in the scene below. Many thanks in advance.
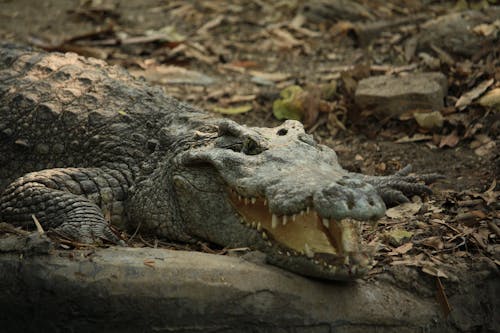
[228,189,375,272]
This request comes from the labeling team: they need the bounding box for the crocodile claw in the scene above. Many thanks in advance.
[358,165,444,206]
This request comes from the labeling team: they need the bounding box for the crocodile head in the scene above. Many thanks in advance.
[173,120,386,280]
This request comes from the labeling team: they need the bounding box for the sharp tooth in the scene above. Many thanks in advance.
[262,232,268,240]
[292,214,296,222]
[306,206,310,214]
[272,214,278,229]
[251,197,256,204]
[244,198,249,205]
[322,218,330,228]
[300,210,304,216]
[251,221,256,229]
[238,195,242,201]
[286,251,291,256]
[282,215,287,226]
[263,200,267,206]
[267,241,272,247]
[256,222,262,231]
[304,243,314,258]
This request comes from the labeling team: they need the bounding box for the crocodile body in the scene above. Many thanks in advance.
[0,44,438,280]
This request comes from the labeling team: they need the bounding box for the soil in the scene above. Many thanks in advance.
[0,0,498,332]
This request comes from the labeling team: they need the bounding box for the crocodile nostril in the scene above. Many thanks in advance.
[277,128,288,136]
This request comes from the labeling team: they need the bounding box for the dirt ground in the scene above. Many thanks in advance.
[0,0,499,330]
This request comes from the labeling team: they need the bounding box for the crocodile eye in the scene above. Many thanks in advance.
[242,137,261,155]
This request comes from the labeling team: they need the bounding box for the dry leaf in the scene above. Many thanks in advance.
[385,202,422,219]
[388,242,414,256]
[439,130,460,148]
[131,65,215,86]
[249,70,290,82]
[213,104,253,115]
[470,134,496,156]
[422,236,444,250]
[395,134,433,143]
[478,88,500,109]
[421,264,448,278]
[455,78,495,110]
[414,111,444,129]
[384,229,414,246]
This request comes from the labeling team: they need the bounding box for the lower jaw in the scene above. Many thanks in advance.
[266,252,373,280]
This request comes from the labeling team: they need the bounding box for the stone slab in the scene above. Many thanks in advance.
[354,72,448,117]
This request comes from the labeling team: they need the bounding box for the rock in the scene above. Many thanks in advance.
[0,247,498,332]
[354,72,448,118]
[417,9,500,57]
[301,0,374,23]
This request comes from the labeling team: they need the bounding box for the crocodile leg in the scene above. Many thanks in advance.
[0,167,131,244]
[356,165,444,206]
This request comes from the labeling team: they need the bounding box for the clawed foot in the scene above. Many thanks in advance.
[357,165,444,206]
[52,219,125,246]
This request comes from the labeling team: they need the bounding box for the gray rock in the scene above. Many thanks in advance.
[417,9,500,57]
[354,72,448,117]
[0,247,497,332]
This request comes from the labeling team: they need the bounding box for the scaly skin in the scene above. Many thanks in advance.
[0,43,440,280]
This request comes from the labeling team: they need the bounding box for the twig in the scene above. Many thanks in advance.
[31,214,45,235]
[487,220,500,238]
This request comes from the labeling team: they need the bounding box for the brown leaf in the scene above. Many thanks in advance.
[385,202,422,219]
[131,65,215,86]
[455,78,495,110]
[439,130,460,148]
[388,242,414,256]
[422,236,444,250]
[422,264,448,278]
[249,70,290,83]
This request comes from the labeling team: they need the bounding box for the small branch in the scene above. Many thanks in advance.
[31,214,45,235]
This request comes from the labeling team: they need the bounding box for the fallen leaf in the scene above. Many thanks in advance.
[270,28,302,48]
[395,134,433,143]
[272,85,304,121]
[473,21,500,37]
[414,111,444,129]
[223,95,256,104]
[470,134,496,156]
[422,236,444,250]
[385,202,422,219]
[197,15,224,35]
[388,242,414,256]
[384,229,414,246]
[249,70,290,83]
[131,65,215,86]
[478,88,500,110]
[213,104,253,115]
[421,264,448,278]
[455,78,495,110]
[439,130,460,148]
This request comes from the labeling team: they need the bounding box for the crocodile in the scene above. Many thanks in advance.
[0,43,440,280]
